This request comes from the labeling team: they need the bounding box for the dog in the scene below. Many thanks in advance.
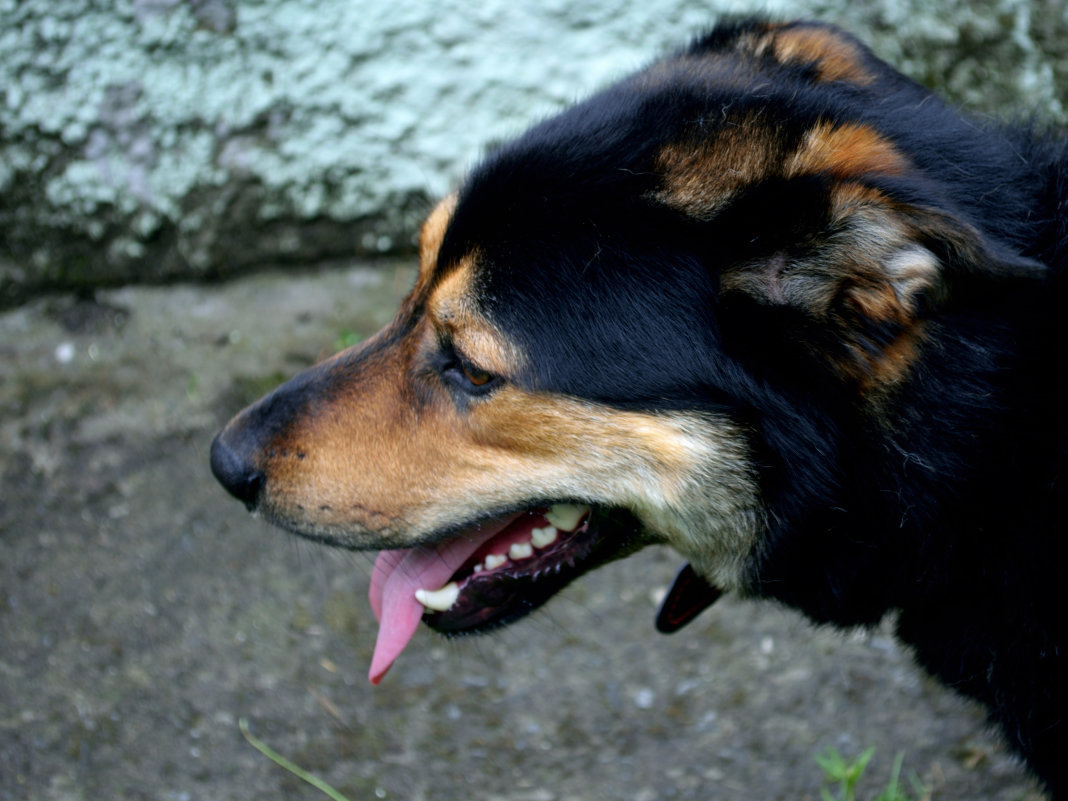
[211,19,1068,797]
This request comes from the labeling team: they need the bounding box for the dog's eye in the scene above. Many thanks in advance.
[440,344,500,394]
[461,362,493,387]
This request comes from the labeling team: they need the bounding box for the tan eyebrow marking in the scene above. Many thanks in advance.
[411,192,458,298]
[426,252,526,377]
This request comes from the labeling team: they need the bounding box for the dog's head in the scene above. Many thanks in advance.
[211,20,1041,681]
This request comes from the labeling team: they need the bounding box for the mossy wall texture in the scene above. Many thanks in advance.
[2,0,1065,304]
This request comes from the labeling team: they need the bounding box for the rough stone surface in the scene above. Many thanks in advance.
[2,0,1067,304]
[0,263,1048,800]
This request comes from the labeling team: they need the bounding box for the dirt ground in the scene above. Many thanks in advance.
[0,261,1047,801]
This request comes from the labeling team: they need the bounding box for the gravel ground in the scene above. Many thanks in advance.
[0,261,1048,801]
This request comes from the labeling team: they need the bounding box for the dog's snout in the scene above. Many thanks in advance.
[210,431,266,510]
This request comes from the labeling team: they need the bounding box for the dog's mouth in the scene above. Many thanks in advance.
[366,504,644,683]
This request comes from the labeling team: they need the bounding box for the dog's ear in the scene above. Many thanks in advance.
[651,120,1044,387]
[744,20,880,87]
[702,179,1042,387]
[686,20,884,88]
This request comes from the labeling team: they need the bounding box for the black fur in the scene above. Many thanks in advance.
[444,21,1068,797]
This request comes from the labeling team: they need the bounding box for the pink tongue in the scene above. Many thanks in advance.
[366,516,519,684]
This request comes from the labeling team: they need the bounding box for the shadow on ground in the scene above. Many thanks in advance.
[0,262,1046,801]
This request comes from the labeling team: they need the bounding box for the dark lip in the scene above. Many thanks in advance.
[422,507,647,636]
[264,504,527,553]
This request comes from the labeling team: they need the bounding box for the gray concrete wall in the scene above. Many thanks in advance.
[2,0,1066,305]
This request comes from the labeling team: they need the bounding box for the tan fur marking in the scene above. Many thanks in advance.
[787,122,909,180]
[756,26,875,85]
[410,193,458,299]
[838,243,938,388]
[654,120,907,221]
[848,325,926,389]
[719,181,939,389]
[639,23,872,95]
[426,255,526,376]
[652,117,780,219]
[465,390,763,589]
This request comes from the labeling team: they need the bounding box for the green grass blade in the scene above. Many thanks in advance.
[238,717,352,801]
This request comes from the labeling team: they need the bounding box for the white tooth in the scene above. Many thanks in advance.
[531,526,558,548]
[415,582,460,612]
[509,542,534,560]
[473,562,485,574]
[484,553,508,570]
[545,504,589,532]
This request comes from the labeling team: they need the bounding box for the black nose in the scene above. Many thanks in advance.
[210,432,266,509]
